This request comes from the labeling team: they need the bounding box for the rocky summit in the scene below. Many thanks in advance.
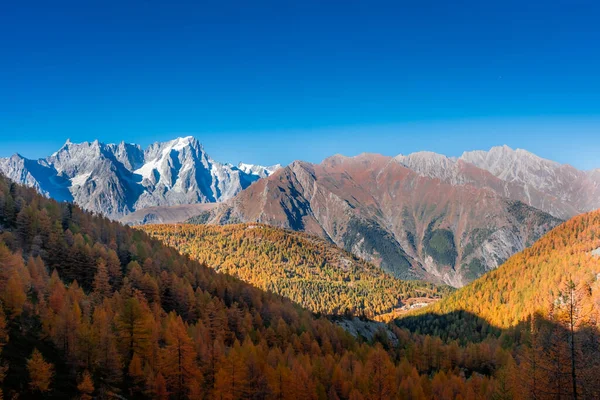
[0,136,280,219]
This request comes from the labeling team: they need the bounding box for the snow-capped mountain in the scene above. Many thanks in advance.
[0,136,280,219]
[237,162,282,179]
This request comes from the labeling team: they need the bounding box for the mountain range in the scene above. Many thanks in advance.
[0,136,279,219]
[2,143,598,399]
[0,149,545,400]
[3,137,600,287]
[198,152,564,286]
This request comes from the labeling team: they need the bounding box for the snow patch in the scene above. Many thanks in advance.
[134,159,161,181]
[70,172,92,186]
[238,163,281,177]
[171,136,195,151]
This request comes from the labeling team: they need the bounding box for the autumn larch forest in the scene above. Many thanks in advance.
[3,1,600,398]
[2,143,600,400]
[140,223,452,318]
[0,171,509,399]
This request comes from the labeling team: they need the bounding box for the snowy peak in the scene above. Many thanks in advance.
[237,162,281,178]
[136,138,196,182]
[0,153,73,202]
[136,136,207,184]
[145,136,201,157]
[0,136,278,219]
[589,169,600,182]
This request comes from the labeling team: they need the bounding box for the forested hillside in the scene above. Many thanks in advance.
[0,173,513,399]
[404,211,600,328]
[140,224,450,317]
[398,210,600,398]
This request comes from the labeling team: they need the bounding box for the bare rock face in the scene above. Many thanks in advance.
[459,145,600,218]
[0,154,73,202]
[198,153,562,287]
[0,136,280,219]
[335,317,398,345]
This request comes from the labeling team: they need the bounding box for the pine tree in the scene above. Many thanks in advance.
[27,256,48,294]
[562,279,584,400]
[27,349,54,393]
[491,358,516,400]
[115,297,153,364]
[366,346,396,400]
[2,270,27,318]
[213,341,248,400]
[77,370,95,400]
[517,316,543,399]
[0,308,7,351]
[92,306,122,387]
[77,318,96,370]
[106,249,123,288]
[92,258,111,299]
[155,372,169,400]
[299,362,320,400]
[128,353,145,395]
[161,313,200,399]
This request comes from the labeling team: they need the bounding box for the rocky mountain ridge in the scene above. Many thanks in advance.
[195,152,563,287]
[0,136,279,219]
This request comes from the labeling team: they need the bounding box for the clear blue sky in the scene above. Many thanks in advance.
[1,0,599,169]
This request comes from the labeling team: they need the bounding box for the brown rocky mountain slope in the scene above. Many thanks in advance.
[194,153,561,287]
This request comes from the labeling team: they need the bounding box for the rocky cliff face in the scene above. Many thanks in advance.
[0,136,280,219]
[197,153,562,287]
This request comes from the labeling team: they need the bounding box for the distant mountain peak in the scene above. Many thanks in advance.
[459,145,583,200]
[10,153,26,161]
[237,162,281,178]
[461,145,560,168]
[0,136,280,219]
[166,135,199,149]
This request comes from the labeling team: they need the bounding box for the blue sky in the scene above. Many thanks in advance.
[1,0,599,169]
